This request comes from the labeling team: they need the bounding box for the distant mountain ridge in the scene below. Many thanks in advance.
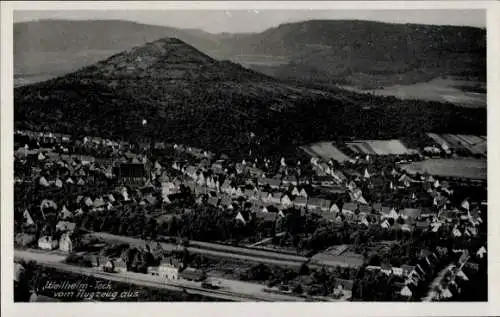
[15,19,486,89]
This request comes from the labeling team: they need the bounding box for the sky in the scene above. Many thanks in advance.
[13,9,486,34]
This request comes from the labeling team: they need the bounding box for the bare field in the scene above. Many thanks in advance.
[301,142,352,163]
[401,158,486,180]
[346,139,412,155]
[427,133,486,156]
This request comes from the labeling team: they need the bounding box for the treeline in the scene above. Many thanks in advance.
[14,73,486,159]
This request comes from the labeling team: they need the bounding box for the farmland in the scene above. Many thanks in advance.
[427,133,486,157]
[342,77,486,108]
[400,158,487,180]
[346,139,413,156]
[301,142,353,163]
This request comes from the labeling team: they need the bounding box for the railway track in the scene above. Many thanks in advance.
[14,250,277,302]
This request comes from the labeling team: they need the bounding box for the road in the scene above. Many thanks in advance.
[14,249,304,302]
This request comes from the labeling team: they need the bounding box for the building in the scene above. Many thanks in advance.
[179,267,206,282]
[293,196,307,208]
[342,202,358,215]
[56,221,76,233]
[148,258,180,280]
[38,236,59,250]
[310,245,364,269]
[259,178,281,189]
[15,233,37,247]
[114,163,149,186]
[103,258,127,273]
[59,233,73,253]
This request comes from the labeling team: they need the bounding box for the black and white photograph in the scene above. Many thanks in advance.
[2,1,498,313]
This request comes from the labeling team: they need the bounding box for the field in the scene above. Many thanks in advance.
[346,139,412,156]
[343,77,486,108]
[427,133,486,156]
[400,158,487,180]
[301,142,353,163]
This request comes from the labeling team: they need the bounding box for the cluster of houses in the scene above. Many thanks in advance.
[16,128,487,243]
[14,130,487,301]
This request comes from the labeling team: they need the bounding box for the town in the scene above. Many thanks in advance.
[14,128,487,302]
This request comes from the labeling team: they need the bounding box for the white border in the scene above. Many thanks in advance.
[2,1,500,317]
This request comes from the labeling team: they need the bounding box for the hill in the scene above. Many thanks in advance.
[14,19,222,85]
[217,20,486,88]
[15,19,486,91]
[14,37,486,157]
[14,37,334,155]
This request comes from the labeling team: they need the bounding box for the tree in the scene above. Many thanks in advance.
[292,284,303,295]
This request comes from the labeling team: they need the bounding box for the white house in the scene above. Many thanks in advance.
[59,233,73,253]
[39,176,49,187]
[38,236,58,250]
[477,246,487,259]
[400,286,412,297]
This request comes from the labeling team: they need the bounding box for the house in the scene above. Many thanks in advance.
[219,195,232,208]
[93,197,106,209]
[268,192,282,205]
[310,245,364,269]
[115,163,148,185]
[400,286,413,297]
[382,208,399,220]
[220,180,232,194]
[15,233,37,247]
[280,194,292,207]
[253,211,278,223]
[247,167,264,178]
[401,265,416,277]
[452,226,462,238]
[207,196,219,207]
[293,196,307,208]
[259,178,281,189]
[306,197,322,211]
[342,202,358,215]
[59,205,73,219]
[477,246,487,259]
[243,189,256,200]
[329,204,340,213]
[14,262,25,283]
[54,178,63,188]
[299,188,308,198]
[59,233,73,253]
[400,208,422,221]
[258,191,270,203]
[56,221,76,233]
[358,204,371,216]
[291,187,300,196]
[39,176,50,187]
[38,236,58,250]
[73,155,95,166]
[179,267,206,282]
[319,211,337,222]
[148,258,180,279]
[282,175,298,186]
[104,258,127,273]
[333,278,354,296]
[23,209,35,226]
[381,219,390,229]
[235,211,251,224]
